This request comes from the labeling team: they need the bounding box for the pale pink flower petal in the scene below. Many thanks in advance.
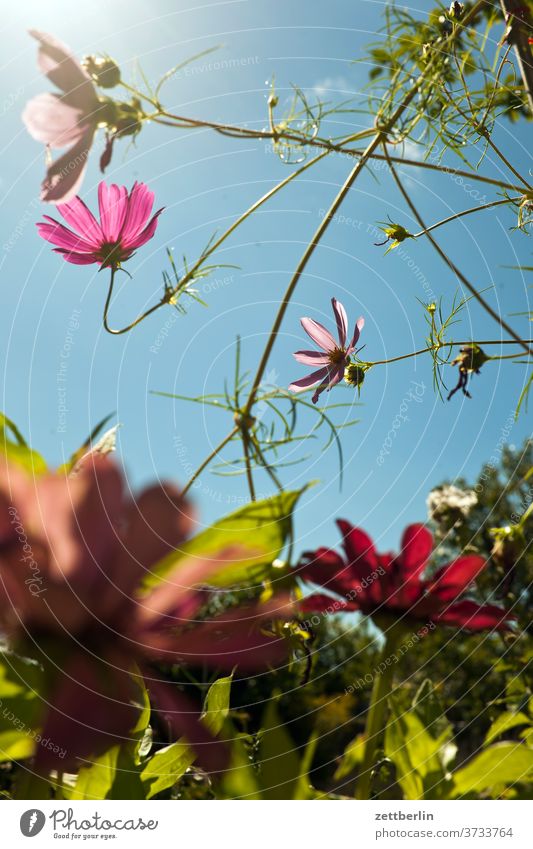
[289,366,331,393]
[28,30,96,109]
[300,317,337,352]
[347,316,365,354]
[331,297,348,347]
[22,93,86,148]
[40,124,95,203]
[24,31,103,203]
[293,350,330,366]
[290,299,365,404]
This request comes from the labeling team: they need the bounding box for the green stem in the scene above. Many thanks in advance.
[368,339,533,367]
[382,144,533,357]
[103,150,329,334]
[181,426,239,497]
[242,0,488,413]
[103,266,164,335]
[242,431,256,501]
[355,627,401,800]
[412,196,520,239]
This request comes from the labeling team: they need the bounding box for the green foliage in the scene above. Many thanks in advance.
[0,412,47,475]
[142,488,307,590]
[0,653,45,762]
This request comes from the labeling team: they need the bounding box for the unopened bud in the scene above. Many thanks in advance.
[82,55,121,88]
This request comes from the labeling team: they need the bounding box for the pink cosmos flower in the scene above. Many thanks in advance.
[0,456,288,772]
[299,521,513,633]
[289,298,364,403]
[22,31,102,203]
[36,181,163,267]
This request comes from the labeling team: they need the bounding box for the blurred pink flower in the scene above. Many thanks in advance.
[0,457,288,772]
[37,181,163,267]
[22,30,102,203]
[289,298,364,403]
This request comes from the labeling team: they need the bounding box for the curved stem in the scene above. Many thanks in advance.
[104,149,331,335]
[102,267,164,335]
[412,196,520,239]
[382,144,533,357]
[181,426,239,497]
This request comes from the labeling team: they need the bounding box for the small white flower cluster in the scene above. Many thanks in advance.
[427,484,477,524]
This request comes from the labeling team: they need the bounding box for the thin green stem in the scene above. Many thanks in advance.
[368,339,533,367]
[382,144,533,356]
[412,196,520,239]
[102,149,328,334]
[103,266,164,335]
[242,0,488,413]
[242,432,257,502]
[181,426,239,497]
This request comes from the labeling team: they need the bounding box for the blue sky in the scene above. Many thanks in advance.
[0,0,532,554]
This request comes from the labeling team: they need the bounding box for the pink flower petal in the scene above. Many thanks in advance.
[98,182,129,242]
[54,250,99,265]
[37,217,96,252]
[347,316,365,354]
[40,125,94,203]
[29,30,96,111]
[22,93,86,149]
[119,182,155,244]
[293,350,330,366]
[123,209,163,250]
[331,297,348,347]
[56,196,103,246]
[289,366,330,393]
[300,317,337,352]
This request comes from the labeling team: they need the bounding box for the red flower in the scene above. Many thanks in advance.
[0,457,288,771]
[299,521,512,632]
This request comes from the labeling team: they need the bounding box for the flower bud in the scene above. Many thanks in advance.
[452,343,489,374]
[344,363,366,389]
[82,55,122,88]
[448,2,464,19]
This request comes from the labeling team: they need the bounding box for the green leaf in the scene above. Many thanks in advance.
[452,743,533,796]
[485,711,531,746]
[219,731,261,800]
[143,488,307,590]
[334,734,366,781]
[140,741,195,799]
[0,653,45,762]
[258,697,301,800]
[0,413,47,475]
[69,673,150,800]
[385,697,451,800]
[202,673,233,735]
[58,412,115,473]
[70,745,141,800]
